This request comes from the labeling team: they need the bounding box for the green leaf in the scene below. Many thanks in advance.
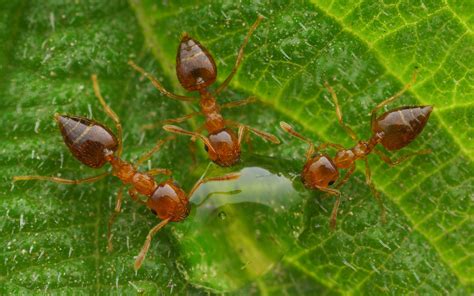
[1,0,472,294]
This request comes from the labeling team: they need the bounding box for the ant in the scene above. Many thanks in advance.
[280,71,433,229]
[128,15,280,167]
[13,75,239,270]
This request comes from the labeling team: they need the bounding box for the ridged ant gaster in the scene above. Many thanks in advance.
[280,71,433,229]
[128,15,280,167]
[13,75,239,270]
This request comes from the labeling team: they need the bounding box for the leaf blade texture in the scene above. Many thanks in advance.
[0,0,472,294]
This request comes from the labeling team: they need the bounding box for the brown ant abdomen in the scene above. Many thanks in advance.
[55,114,118,168]
[176,34,217,91]
[372,106,433,150]
[147,181,189,222]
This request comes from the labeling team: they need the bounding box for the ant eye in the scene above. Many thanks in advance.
[328,180,335,186]
[204,145,209,152]
[150,209,157,215]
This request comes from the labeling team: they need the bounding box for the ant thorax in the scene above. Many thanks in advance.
[333,149,355,169]
[198,90,225,134]
[334,140,375,169]
[352,141,370,157]
[107,156,135,182]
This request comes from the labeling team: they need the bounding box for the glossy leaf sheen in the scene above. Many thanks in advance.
[0,0,472,294]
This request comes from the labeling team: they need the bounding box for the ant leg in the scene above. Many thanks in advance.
[188,173,240,199]
[335,164,356,189]
[316,142,345,151]
[162,125,217,154]
[315,186,342,229]
[220,96,257,110]
[371,70,418,126]
[128,61,195,102]
[374,148,432,167]
[329,197,341,230]
[316,186,341,196]
[161,111,201,124]
[188,140,198,168]
[245,129,253,153]
[189,124,207,168]
[324,82,358,141]
[227,120,279,145]
[107,185,124,252]
[320,162,356,230]
[237,125,246,146]
[134,218,170,270]
[135,136,175,167]
[236,124,255,153]
[280,121,315,162]
[195,189,242,207]
[363,158,386,224]
[141,112,202,131]
[189,123,207,143]
[91,74,123,157]
[145,168,172,176]
[279,122,343,161]
[13,172,109,184]
[237,123,280,144]
[128,188,146,205]
[326,163,356,230]
[214,15,264,95]
[279,122,342,158]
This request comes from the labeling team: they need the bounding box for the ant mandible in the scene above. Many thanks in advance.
[128,15,280,167]
[13,75,239,270]
[280,71,433,229]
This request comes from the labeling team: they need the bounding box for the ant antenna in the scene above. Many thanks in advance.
[163,125,217,154]
[280,121,315,160]
[196,190,242,207]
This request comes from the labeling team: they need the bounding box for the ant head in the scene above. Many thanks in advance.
[302,154,339,189]
[147,181,189,222]
[176,33,217,91]
[205,128,241,167]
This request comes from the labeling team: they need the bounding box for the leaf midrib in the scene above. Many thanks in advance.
[309,0,473,161]
[228,38,469,289]
[128,2,341,293]
[306,3,471,286]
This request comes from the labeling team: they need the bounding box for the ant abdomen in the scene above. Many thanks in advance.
[55,114,118,168]
[372,106,433,151]
[176,34,217,91]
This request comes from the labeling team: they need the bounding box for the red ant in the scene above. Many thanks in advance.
[280,72,433,229]
[13,75,239,270]
[128,15,279,167]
